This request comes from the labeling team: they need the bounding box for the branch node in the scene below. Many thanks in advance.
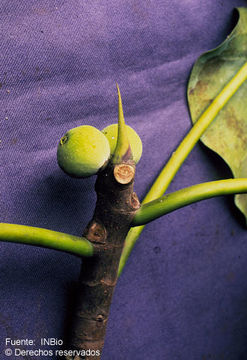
[96,314,104,323]
[131,192,140,210]
[84,221,107,244]
[113,164,135,184]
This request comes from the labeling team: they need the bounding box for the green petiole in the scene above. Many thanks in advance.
[0,223,94,257]
[118,61,247,276]
[132,179,247,226]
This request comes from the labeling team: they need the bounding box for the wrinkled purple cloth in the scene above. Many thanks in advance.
[1,1,247,359]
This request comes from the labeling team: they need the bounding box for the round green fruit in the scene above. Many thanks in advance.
[102,124,142,164]
[57,125,110,178]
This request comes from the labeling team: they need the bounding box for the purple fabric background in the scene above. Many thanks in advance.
[1,1,247,359]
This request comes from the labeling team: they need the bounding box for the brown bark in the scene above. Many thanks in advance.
[65,160,140,360]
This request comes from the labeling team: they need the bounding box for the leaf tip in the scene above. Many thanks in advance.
[112,85,132,164]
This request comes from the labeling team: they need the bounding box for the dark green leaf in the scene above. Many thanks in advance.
[188,8,247,221]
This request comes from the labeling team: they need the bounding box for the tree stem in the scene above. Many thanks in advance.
[118,61,247,276]
[0,223,94,257]
[65,164,138,359]
[132,178,247,226]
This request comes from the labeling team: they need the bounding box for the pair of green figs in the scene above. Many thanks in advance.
[57,124,142,178]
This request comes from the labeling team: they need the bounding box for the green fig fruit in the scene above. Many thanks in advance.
[57,125,110,178]
[102,124,142,164]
